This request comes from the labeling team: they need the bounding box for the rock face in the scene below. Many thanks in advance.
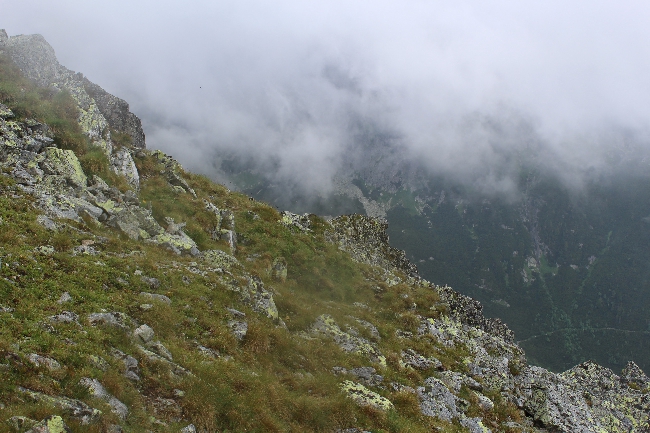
[83,79,146,149]
[0,103,202,255]
[1,32,145,149]
[326,214,418,277]
[515,361,650,432]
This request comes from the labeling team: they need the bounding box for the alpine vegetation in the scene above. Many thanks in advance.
[0,29,648,433]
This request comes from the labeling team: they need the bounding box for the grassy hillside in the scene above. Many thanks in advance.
[0,51,528,432]
[1,47,648,433]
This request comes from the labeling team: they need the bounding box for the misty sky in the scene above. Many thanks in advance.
[4,1,650,195]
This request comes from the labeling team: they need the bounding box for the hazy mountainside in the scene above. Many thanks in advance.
[223,102,650,375]
[385,172,650,373]
[1,29,650,433]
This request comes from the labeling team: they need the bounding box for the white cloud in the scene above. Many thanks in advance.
[4,0,650,195]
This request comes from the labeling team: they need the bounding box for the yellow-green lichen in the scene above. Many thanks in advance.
[45,415,67,433]
[94,199,122,214]
[341,380,393,411]
[41,147,87,187]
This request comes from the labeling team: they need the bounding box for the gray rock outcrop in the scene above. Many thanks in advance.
[1,31,145,149]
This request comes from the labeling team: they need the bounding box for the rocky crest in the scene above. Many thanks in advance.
[0,30,145,149]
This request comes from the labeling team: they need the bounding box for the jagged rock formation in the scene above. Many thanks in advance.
[0,30,145,149]
[326,214,418,277]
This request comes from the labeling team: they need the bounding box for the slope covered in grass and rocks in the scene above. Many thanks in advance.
[0,29,649,433]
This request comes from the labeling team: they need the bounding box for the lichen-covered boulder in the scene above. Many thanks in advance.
[0,102,14,119]
[621,360,650,391]
[417,377,492,433]
[202,249,240,270]
[133,324,155,344]
[401,349,442,370]
[106,206,164,240]
[27,353,61,371]
[270,257,287,282]
[340,380,393,411]
[245,276,279,321]
[204,200,237,252]
[229,319,248,341]
[18,387,102,425]
[37,147,87,188]
[436,285,514,343]
[25,415,71,433]
[88,312,133,330]
[279,211,312,231]
[326,214,417,276]
[153,150,196,196]
[110,148,139,190]
[512,360,650,433]
[312,315,386,366]
[153,230,199,256]
[79,377,129,420]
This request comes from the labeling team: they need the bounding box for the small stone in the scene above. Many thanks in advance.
[73,245,98,256]
[228,320,248,341]
[28,353,61,371]
[401,349,442,370]
[140,276,161,289]
[133,324,155,344]
[148,341,173,361]
[124,370,140,381]
[270,257,287,282]
[88,312,131,329]
[140,292,171,304]
[180,424,197,433]
[196,344,219,359]
[34,245,55,256]
[226,307,246,318]
[49,311,79,324]
[57,292,72,304]
[88,355,110,372]
[6,416,38,431]
[475,392,494,411]
[140,304,153,310]
[340,380,393,411]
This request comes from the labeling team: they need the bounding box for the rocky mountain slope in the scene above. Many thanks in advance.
[0,29,649,432]
[228,110,650,375]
